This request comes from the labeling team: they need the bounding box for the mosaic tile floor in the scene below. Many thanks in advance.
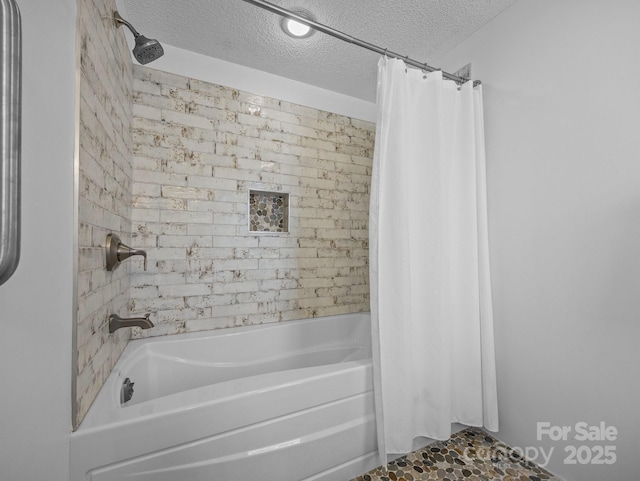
[351,428,562,481]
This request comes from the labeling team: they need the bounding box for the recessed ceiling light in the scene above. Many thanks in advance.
[281,12,314,38]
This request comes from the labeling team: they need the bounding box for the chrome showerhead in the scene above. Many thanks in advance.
[114,11,164,65]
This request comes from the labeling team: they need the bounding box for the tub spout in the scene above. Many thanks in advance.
[109,314,154,333]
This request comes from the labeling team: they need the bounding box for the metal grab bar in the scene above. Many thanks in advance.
[0,0,22,286]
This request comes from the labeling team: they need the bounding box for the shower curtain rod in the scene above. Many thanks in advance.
[240,0,480,86]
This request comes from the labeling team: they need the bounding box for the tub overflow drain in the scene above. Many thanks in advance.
[121,377,134,404]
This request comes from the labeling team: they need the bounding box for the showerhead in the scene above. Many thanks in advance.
[132,35,164,65]
[114,11,164,65]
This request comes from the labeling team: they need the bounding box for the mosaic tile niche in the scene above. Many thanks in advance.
[249,190,289,233]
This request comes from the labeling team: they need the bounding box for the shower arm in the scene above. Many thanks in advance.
[113,11,140,37]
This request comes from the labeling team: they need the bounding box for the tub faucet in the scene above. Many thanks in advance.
[109,314,154,333]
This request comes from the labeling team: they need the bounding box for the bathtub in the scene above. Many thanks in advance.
[70,312,379,481]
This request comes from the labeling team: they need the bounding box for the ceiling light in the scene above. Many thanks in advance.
[281,12,314,38]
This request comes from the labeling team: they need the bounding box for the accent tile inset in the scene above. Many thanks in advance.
[249,190,289,233]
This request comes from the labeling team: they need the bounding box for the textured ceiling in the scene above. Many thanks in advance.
[122,0,517,102]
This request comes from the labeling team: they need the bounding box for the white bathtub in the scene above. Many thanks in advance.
[70,313,379,481]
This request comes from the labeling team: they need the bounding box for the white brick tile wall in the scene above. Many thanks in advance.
[75,0,133,426]
[130,67,374,335]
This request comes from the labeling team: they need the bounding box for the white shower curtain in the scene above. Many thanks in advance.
[369,57,499,464]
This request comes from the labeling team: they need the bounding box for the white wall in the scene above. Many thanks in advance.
[439,1,640,480]
[0,0,76,479]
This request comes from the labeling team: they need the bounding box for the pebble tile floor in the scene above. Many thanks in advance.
[351,428,562,481]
